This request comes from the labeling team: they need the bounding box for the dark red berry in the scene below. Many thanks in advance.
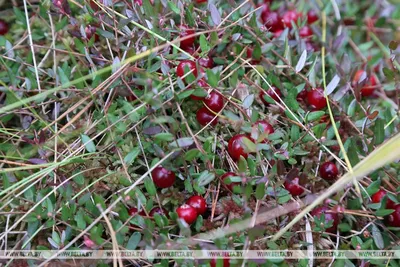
[296,89,307,101]
[251,120,274,142]
[282,10,301,28]
[196,107,218,126]
[199,56,214,69]
[273,30,284,38]
[310,206,340,233]
[352,70,378,97]
[151,166,176,188]
[386,205,400,227]
[307,87,326,110]
[299,26,313,38]
[182,45,196,54]
[228,134,253,161]
[176,60,198,82]
[196,0,207,3]
[128,207,138,216]
[210,257,230,267]
[204,91,224,112]
[0,19,9,35]
[186,196,207,215]
[176,204,198,224]
[260,5,283,32]
[307,10,319,24]
[319,162,338,181]
[221,172,240,191]
[259,87,282,105]
[149,207,168,217]
[372,189,396,209]
[284,177,304,196]
[179,25,196,49]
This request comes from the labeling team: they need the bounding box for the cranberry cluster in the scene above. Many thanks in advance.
[175,25,225,127]
[371,189,400,227]
[259,1,319,50]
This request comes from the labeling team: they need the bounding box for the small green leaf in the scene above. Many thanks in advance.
[124,148,140,165]
[199,34,210,53]
[306,111,325,122]
[81,134,96,153]
[126,232,141,250]
[238,156,247,173]
[375,209,394,216]
[374,119,384,145]
[197,171,215,187]
[255,183,265,199]
[144,178,156,196]
[154,133,175,141]
[167,1,180,14]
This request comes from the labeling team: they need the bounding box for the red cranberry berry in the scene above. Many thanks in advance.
[352,70,378,97]
[179,25,196,49]
[221,172,240,191]
[210,257,230,267]
[296,89,307,101]
[282,10,301,28]
[310,206,340,233]
[259,87,282,105]
[307,10,319,24]
[319,162,338,181]
[284,177,304,196]
[299,26,313,38]
[128,207,138,216]
[176,60,198,82]
[186,196,207,215]
[307,87,326,110]
[251,120,274,142]
[372,189,396,209]
[151,166,176,188]
[204,91,224,112]
[196,107,218,126]
[260,5,283,32]
[149,207,168,217]
[196,0,207,3]
[228,134,253,161]
[199,56,214,69]
[176,204,198,224]
[0,19,9,35]
[386,205,400,227]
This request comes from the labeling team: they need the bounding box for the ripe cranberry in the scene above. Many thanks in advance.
[282,10,301,28]
[210,257,230,267]
[204,91,224,112]
[128,207,145,216]
[196,107,218,126]
[0,19,9,35]
[149,207,168,217]
[260,5,283,32]
[352,70,378,97]
[299,26,313,38]
[259,87,282,105]
[151,166,176,188]
[307,10,319,24]
[196,0,207,3]
[319,162,338,181]
[310,206,340,233]
[182,45,196,54]
[372,189,396,209]
[176,204,198,224]
[176,60,198,81]
[284,177,304,196]
[199,56,214,69]
[251,120,274,142]
[296,89,307,101]
[307,88,326,110]
[386,205,400,227]
[228,134,253,161]
[179,25,195,49]
[186,196,207,215]
[221,172,240,191]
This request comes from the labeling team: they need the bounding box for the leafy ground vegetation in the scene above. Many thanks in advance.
[1,0,400,266]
